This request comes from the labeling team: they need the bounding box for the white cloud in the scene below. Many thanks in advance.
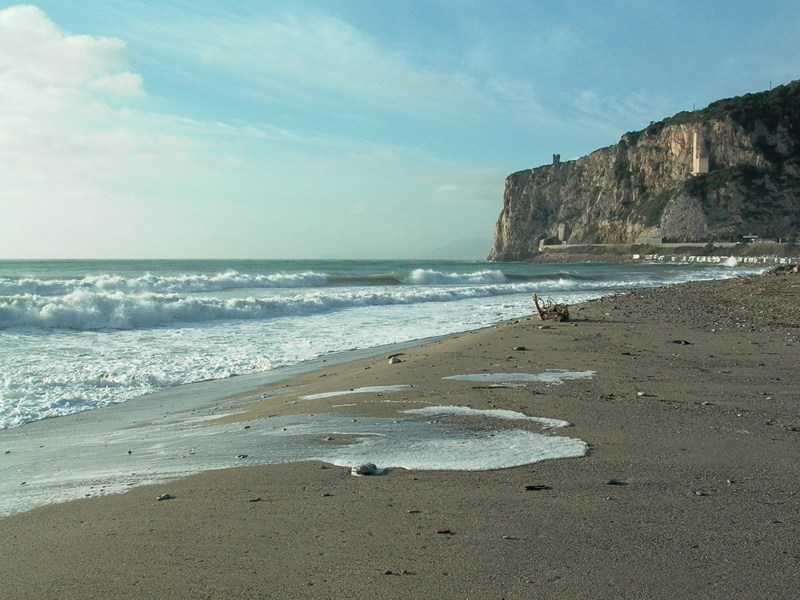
[0,4,149,175]
[89,72,144,96]
[0,5,134,87]
[0,5,214,257]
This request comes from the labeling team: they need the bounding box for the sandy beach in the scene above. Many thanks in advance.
[2,273,799,599]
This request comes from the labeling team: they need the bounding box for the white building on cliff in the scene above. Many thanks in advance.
[691,130,709,174]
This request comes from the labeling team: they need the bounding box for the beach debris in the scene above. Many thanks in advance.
[604,479,626,486]
[513,346,527,351]
[321,493,333,497]
[236,454,248,459]
[156,493,175,501]
[435,529,453,535]
[532,294,569,322]
[668,339,693,345]
[524,484,552,491]
[248,498,262,502]
[387,353,405,364]
[351,463,386,476]
[765,264,799,275]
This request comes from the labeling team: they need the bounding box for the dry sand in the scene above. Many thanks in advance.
[1,274,799,599]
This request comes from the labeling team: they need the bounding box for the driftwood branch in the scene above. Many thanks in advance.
[532,294,570,322]
[766,264,799,275]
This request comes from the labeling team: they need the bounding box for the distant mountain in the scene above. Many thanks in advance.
[489,81,800,261]
[421,237,493,260]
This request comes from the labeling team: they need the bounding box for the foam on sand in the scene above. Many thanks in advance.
[402,405,572,428]
[300,385,415,400]
[0,404,586,518]
[443,370,596,384]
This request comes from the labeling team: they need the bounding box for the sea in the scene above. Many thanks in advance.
[0,258,764,431]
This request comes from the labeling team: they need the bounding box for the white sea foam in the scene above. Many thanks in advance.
[300,385,415,400]
[402,268,508,285]
[318,428,586,472]
[0,406,587,517]
[0,286,569,330]
[0,263,764,332]
[403,405,572,428]
[0,270,331,296]
[443,370,596,384]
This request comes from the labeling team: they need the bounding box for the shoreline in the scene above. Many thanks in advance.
[0,336,451,518]
[1,274,799,598]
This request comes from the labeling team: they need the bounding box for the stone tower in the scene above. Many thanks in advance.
[691,130,709,174]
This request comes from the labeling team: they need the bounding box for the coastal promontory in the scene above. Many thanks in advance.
[488,81,800,261]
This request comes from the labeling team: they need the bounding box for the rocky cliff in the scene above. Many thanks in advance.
[488,81,800,261]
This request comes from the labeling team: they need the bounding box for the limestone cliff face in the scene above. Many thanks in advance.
[488,81,800,261]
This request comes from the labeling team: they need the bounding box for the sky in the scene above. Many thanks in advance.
[1,1,798,259]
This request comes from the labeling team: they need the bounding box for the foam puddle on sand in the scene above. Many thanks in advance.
[0,403,586,518]
[444,370,596,384]
[299,385,415,400]
[403,406,572,429]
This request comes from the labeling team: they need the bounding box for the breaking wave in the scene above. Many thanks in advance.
[0,285,542,330]
[0,268,577,297]
[0,271,331,297]
[0,265,761,331]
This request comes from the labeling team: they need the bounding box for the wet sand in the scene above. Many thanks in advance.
[1,274,799,599]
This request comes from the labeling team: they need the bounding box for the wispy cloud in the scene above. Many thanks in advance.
[140,7,550,125]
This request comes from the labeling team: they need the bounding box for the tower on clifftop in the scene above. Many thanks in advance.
[691,130,709,174]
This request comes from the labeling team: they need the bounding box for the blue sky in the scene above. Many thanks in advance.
[1,1,798,259]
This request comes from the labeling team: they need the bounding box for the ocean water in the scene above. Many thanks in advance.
[0,259,762,430]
